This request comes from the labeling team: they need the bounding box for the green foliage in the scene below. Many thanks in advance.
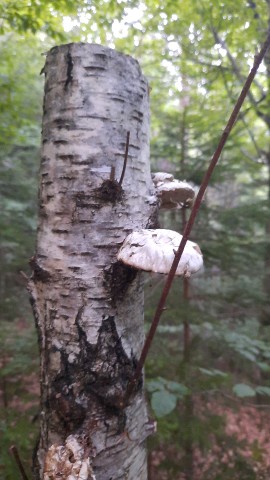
[151,390,178,417]
[2,0,270,477]
[146,377,189,417]
[0,33,45,320]
[0,319,39,479]
[256,386,270,396]
[0,412,37,480]
[0,320,38,376]
[0,0,130,41]
[233,383,256,398]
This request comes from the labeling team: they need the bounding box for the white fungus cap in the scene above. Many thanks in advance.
[152,172,195,209]
[117,229,203,277]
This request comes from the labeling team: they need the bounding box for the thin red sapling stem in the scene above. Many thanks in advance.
[124,30,270,403]
[9,445,29,480]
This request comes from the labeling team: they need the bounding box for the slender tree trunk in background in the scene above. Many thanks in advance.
[260,22,270,324]
[180,109,194,480]
[260,34,270,325]
[262,156,270,324]
[181,209,194,480]
[28,43,157,480]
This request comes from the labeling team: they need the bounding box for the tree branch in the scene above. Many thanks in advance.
[217,52,265,161]
[211,27,266,104]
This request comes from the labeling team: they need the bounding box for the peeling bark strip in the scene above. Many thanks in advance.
[29,43,158,480]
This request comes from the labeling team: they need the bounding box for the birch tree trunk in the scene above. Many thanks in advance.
[28,43,157,480]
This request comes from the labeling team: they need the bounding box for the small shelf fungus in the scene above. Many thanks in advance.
[117,229,203,277]
[43,435,95,480]
[152,172,195,209]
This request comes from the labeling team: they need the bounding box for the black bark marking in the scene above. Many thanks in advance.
[49,304,87,435]
[74,193,97,209]
[29,256,51,282]
[65,51,74,90]
[52,229,69,234]
[52,118,76,130]
[94,52,108,62]
[56,154,80,162]
[53,390,87,434]
[103,261,137,306]
[89,316,136,405]
[29,294,42,347]
[84,65,106,72]
[146,206,160,229]
[49,354,87,435]
[76,315,140,408]
[95,179,123,204]
[49,315,139,437]
[53,139,68,146]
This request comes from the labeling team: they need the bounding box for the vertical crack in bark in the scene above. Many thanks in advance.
[65,50,74,90]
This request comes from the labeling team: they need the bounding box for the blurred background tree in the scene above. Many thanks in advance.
[1,1,270,479]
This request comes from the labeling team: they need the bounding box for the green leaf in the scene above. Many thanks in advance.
[151,390,177,417]
[257,362,270,373]
[233,384,256,398]
[238,350,257,362]
[256,386,270,396]
[199,368,228,377]
[146,378,166,392]
[165,380,189,396]
[146,377,189,397]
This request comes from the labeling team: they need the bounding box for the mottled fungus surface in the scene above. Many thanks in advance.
[152,172,195,209]
[117,229,203,277]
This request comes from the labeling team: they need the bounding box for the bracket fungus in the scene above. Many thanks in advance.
[43,435,95,480]
[152,172,195,209]
[117,229,203,277]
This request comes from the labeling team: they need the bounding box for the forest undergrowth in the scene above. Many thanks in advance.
[1,317,270,480]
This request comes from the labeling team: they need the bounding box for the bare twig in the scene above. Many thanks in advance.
[110,165,115,181]
[19,270,29,282]
[124,30,270,403]
[211,27,266,116]
[9,445,29,480]
[217,44,264,160]
[119,131,130,186]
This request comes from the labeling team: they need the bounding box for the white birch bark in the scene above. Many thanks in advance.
[28,43,158,480]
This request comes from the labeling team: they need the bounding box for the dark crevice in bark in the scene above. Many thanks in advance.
[29,256,52,282]
[78,315,139,408]
[53,139,69,145]
[52,118,77,129]
[95,179,124,203]
[145,205,160,229]
[103,261,138,306]
[52,229,69,234]
[64,50,74,90]
[84,65,106,72]
[94,52,107,60]
[56,154,80,162]
[29,294,42,347]
[48,315,140,440]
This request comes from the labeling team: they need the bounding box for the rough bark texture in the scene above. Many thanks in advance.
[28,43,158,480]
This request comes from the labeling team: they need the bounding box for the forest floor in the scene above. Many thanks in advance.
[149,400,270,479]
[1,372,270,479]
[1,319,270,479]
